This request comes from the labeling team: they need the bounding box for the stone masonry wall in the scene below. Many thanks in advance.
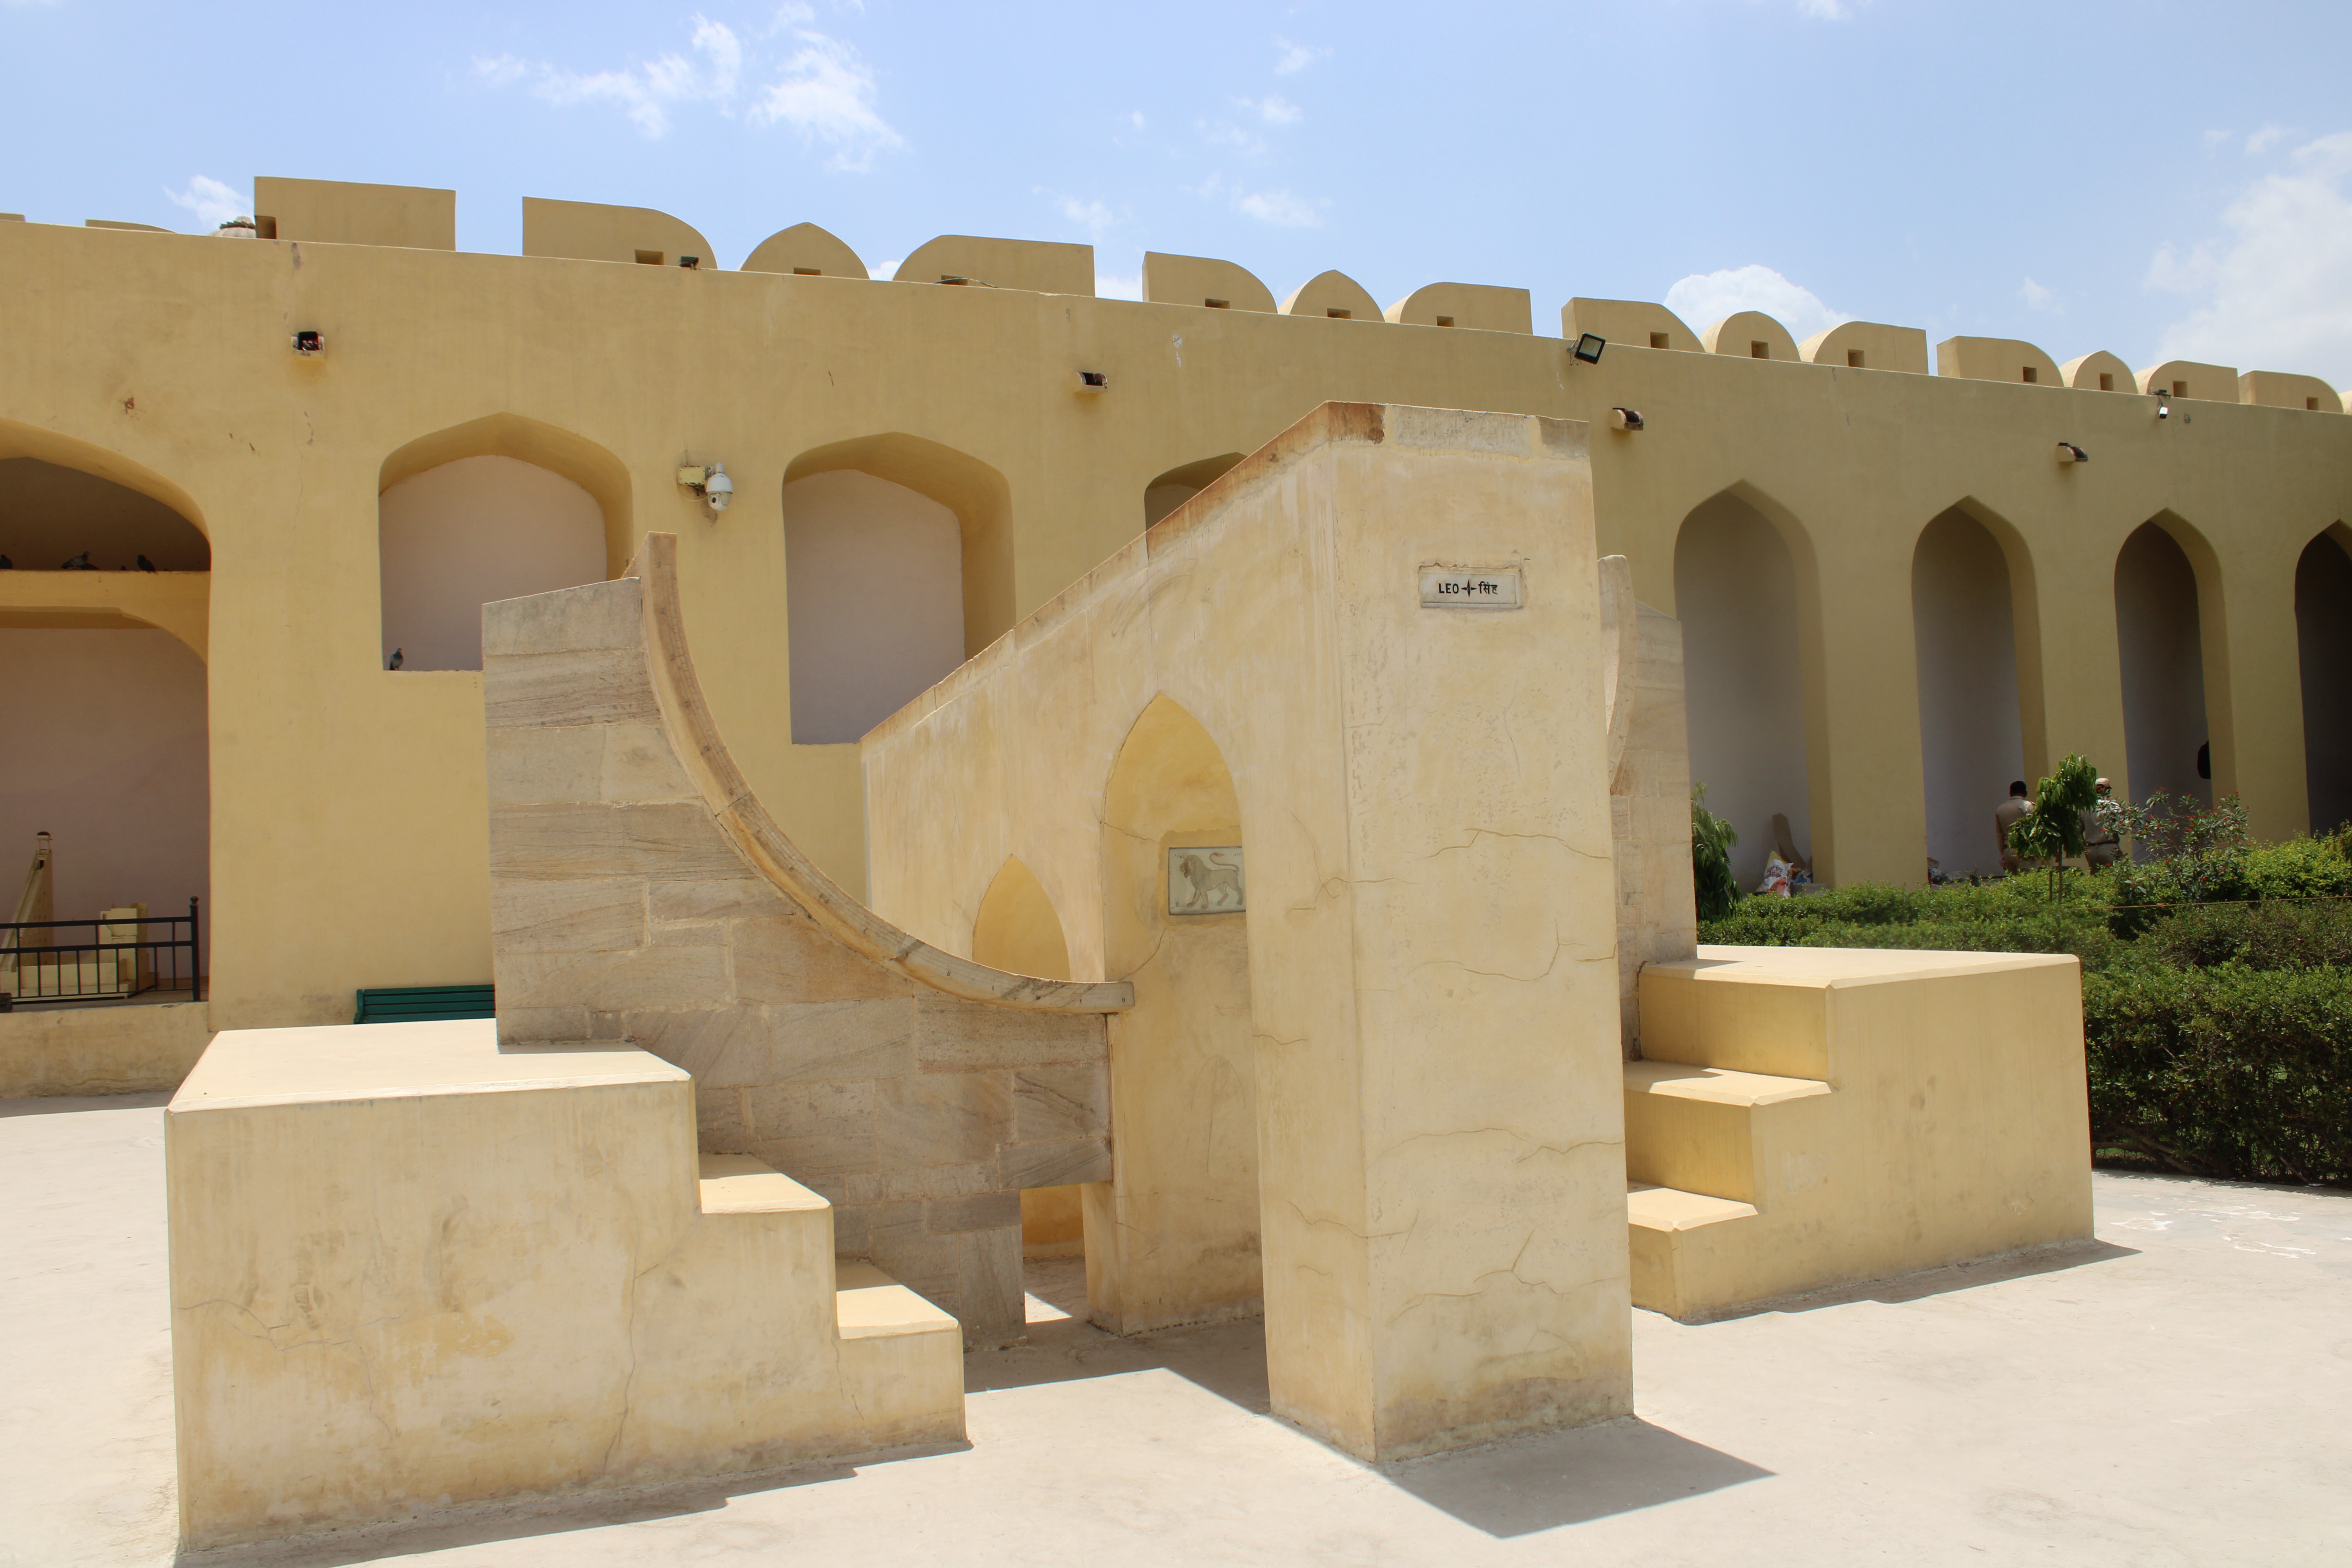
[1612,601,1698,1056]
[482,575,1111,1347]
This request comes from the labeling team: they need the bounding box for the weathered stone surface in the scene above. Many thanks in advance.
[744,1080,876,1178]
[648,878,801,922]
[1000,1134,1113,1190]
[493,1004,593,1046]
[761,999,918,1083]
[495,945,729,1013]
[491,802,749,882]
[482,577,644,657]
[733,916,919,1004]
[626,1007,770,1082]
[601,722,698,802]
[842,1161,998,1204]
[914,995,1107,1071]
[486,724,601,807]
[875,1074,1012,1168]
[1013,1062,1112,1142]
[492,878,646,953]
[695,1085,751,1151]
[484,647,661,729]
[924,1191,1022,1234]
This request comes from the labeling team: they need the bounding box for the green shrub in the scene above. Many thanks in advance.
[1690,785,1741,922]
[2133,900,2352,973]
[2085,963,2352,1185]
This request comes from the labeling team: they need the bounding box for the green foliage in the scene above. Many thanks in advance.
[1695,824,2352,1187]
[1690,784,1741,922]
[2085,963,2352,1185]
[2005,753,2102,867]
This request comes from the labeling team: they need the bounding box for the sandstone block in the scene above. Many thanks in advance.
[648,878,801,921]
[485,724,601,807]
[481,577,642,657]
[733,916,918,1004]
[484,647,661,730]
[1013,1062,1112,1142]
[495,944,729,1013]
[744,1079,876,1178]
[492,878,647,953]
[875,1073,1012,1168]
[1000,1134,1112,1190]
[491,802,749,882]
[913,995,1107,1071]
[601,722,698,802]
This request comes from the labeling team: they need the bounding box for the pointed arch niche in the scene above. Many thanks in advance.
[2297,525,2352,833]
[2114,520,2213,810]
[1912,506,2032,879]
[0,424,212,928]
[782,434,1013,745]
[1674,490,1813,887]
[377,415,628,672]
[1086,694,1260,1335]
[972,856,1083,1258]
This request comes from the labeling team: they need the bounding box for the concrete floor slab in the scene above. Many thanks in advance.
[4,1094,2347,1566]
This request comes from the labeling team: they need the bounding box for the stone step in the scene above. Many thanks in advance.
[1626,1182,1760,1322]
[835,1261,963,1342]
[1623,1059,1833,1206]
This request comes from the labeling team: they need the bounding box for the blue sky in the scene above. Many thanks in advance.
[7,0,2351,385]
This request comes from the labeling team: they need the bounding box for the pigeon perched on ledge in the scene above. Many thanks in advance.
[136,554,156,573]
[62,551,94,570]
[387,648,404,670]
[0,555,12,570]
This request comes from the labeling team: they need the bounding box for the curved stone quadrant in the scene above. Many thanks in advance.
[484,535,1131,1347]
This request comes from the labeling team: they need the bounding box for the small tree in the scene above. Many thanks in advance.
[2007,754,2102,922]
[1692,783,1741,921]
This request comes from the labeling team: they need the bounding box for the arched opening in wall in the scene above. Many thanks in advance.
[2296,526,2352,833]
[782,435,1014,745]
[0,440,211,995]
[971,856,1085,1265]
[1674,490,1813,889]
[1142,453,1244,530]
[377,456,609,671]
[1084,694,1259,1338]
[2114,521,2212,819]
[1913,507,2028,881]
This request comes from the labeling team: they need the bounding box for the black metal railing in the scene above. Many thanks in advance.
[0,897,201,1008]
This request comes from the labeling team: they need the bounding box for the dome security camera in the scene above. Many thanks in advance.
[703,463,734,512]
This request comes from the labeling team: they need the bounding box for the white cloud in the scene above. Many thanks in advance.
[2021,276,2057,312]
[1243,94,1302,126]
[873,256,904,280]
[1054,195,1119,240]
[1129,110,1145,130]
[1664,265,1850,342]
[2150,130,2352,385]
[1096,272,1142,301]
[164,175,249,230]
[1797,0,1862,16]
[2203,128,2235,151]
[1272,36,1328,74]
[2245,123,2285,155]
[748,29,903,170]
[1237,189,1325,228]
[477,11,900,168]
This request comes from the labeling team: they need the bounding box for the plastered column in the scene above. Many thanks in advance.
[1246,409,1633,1459]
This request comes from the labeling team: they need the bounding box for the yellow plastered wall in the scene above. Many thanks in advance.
[3,212,2349,1035]
[254,178,455,250]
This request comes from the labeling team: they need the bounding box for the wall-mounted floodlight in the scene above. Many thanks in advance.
[1610,407,1645,432]
[677,255,701,269]
[2154,390,2171,420]
[677,462,733,513]
[1572,333,1606,364]
[1074,370,1109,392]
[291,330,325,357]
[2056,442,2088,464]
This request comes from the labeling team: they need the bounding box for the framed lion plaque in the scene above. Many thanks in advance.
[1167,847,1245,915]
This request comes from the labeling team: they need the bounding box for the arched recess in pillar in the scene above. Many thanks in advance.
[377,415,628,671]
[2114,516,2222,813]
[781,434,1014,744]
[2296,523,2352,833]
[972,855,1085,1259]
[1911,500,2045,880]
[1085,693,1260,1335]
[1671,483,1828,887]
[0,419,211,928]
[1142,453,1244,530]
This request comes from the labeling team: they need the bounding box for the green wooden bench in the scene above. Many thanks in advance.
[354,984,496,1025]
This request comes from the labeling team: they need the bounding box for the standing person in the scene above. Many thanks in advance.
[1994,780,2032,873]
[2083,777,2123,870]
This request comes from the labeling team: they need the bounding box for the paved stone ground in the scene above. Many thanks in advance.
[5,1091,2348,1566]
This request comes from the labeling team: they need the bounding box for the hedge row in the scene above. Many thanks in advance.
[1695,838,2352,1187]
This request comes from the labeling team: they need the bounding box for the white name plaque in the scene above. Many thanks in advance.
[1419,565,1523,609]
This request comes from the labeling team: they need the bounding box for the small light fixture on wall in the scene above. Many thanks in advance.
[1572,333,1606,365]
[1074,370,1109,392]
[677,462,734,513]
[2154,390,2170,421]
[1610,407,1645,432]
[2056,442,2088,464]
[292,329,325,357]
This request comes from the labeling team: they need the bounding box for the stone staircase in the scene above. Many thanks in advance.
[170,1020,966,1549]
[1621,946,2094,1323]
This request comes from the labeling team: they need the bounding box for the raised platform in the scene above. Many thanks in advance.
[1625,945,2094,1321]
[167,1019,964,1550]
